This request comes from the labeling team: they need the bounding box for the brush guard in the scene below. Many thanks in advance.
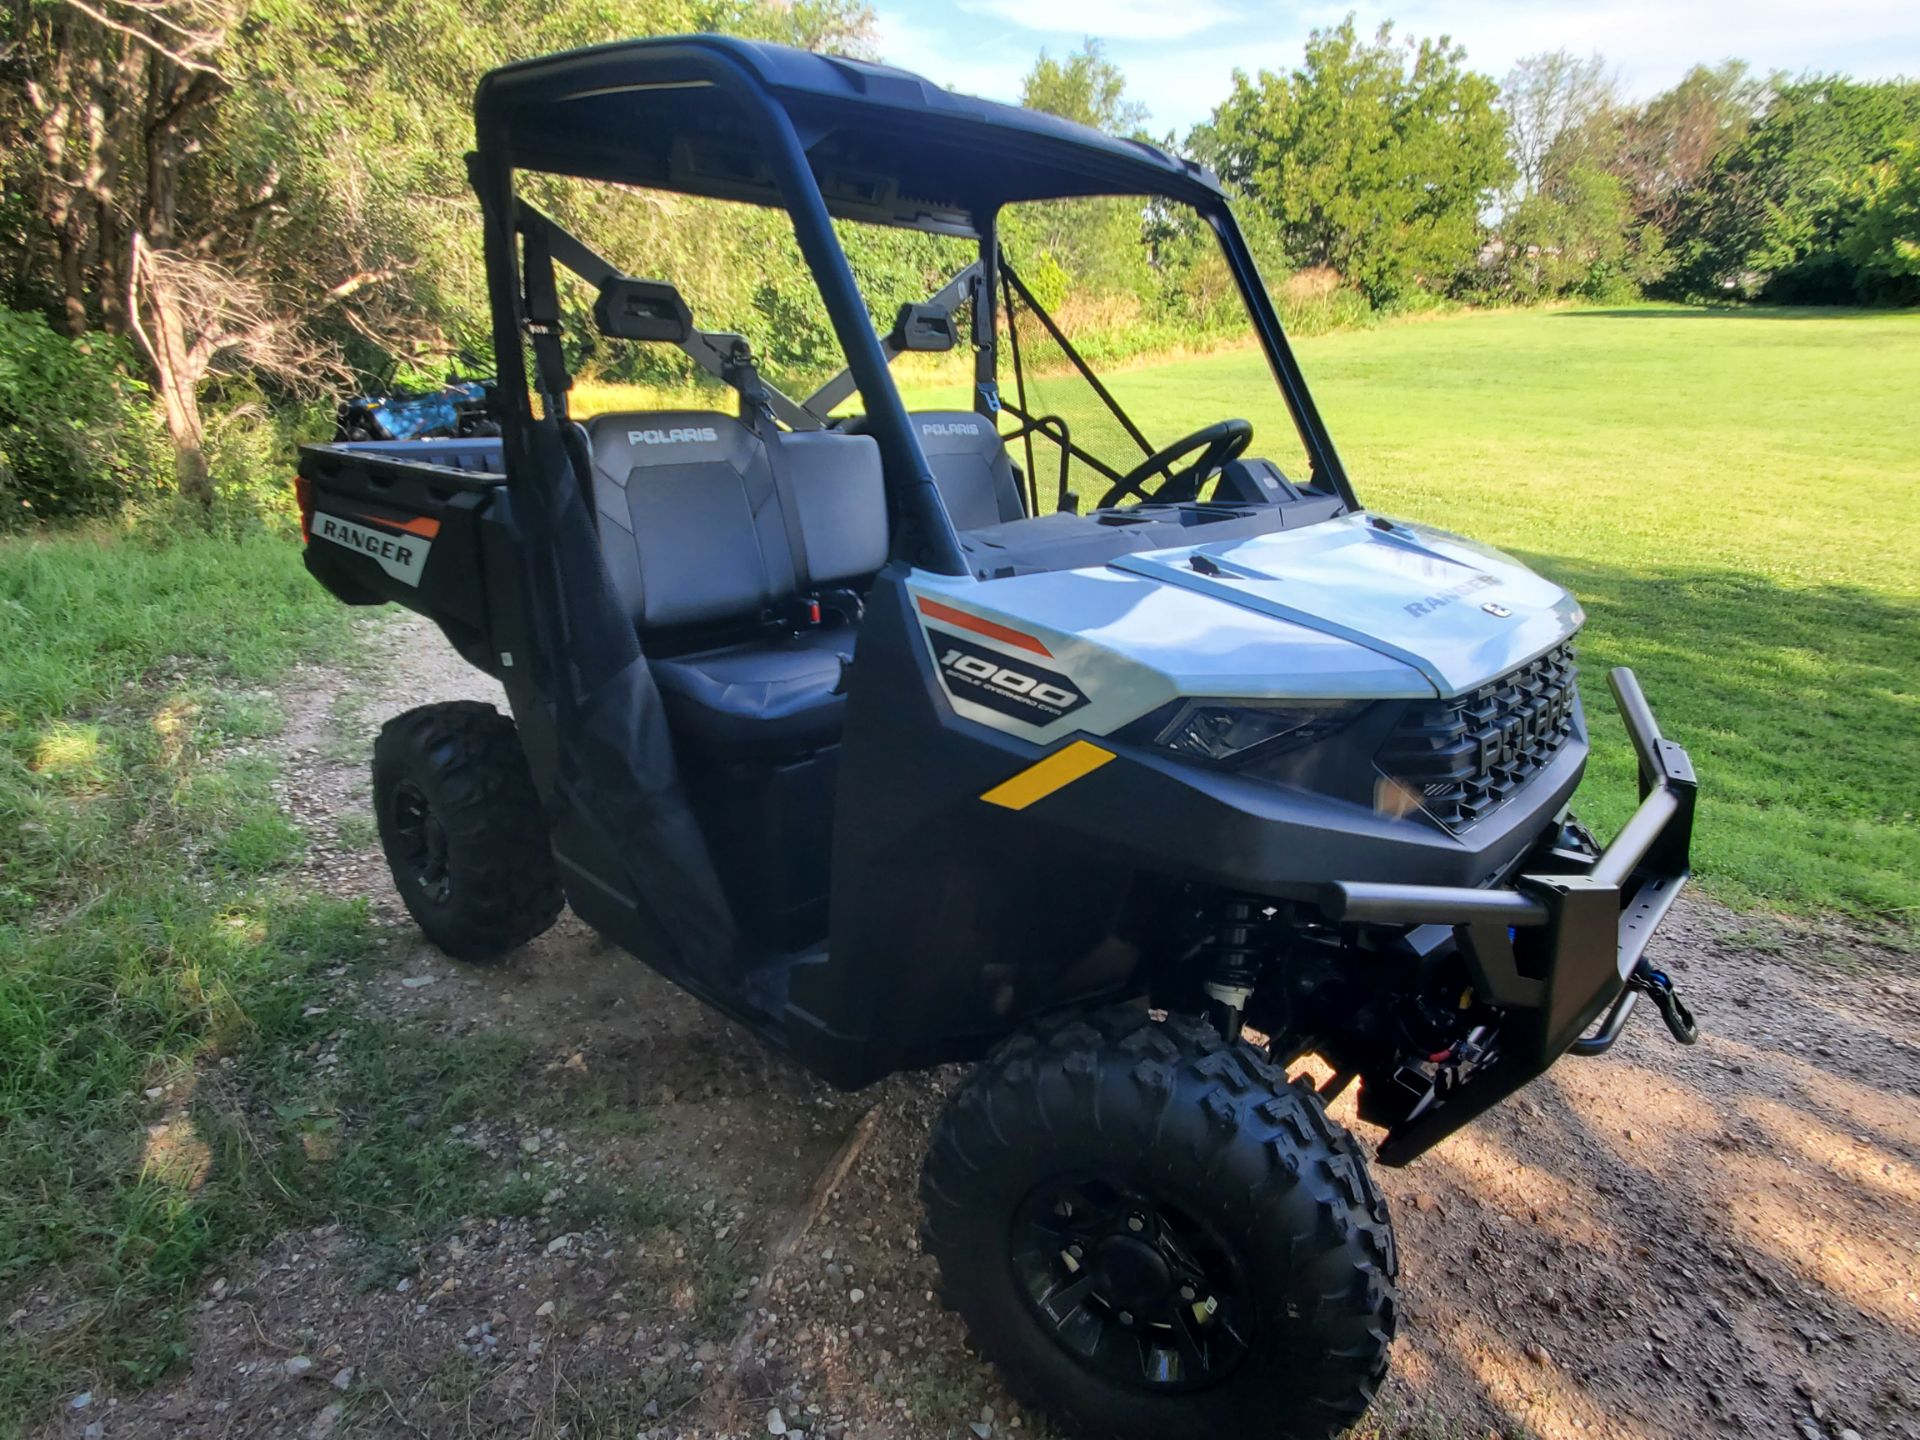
[1316,668,1699,1166]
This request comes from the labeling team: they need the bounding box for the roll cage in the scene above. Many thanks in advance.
[469,34,1357,578]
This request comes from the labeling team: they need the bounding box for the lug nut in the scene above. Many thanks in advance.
[1126,1214,1145,1233]
[1179,1284,1195,1301]
[1117,1310,1133,1326]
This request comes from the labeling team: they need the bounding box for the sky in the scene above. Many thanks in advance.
[871,0,1920,139]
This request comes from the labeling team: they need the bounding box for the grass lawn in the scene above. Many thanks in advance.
[909,305,1920,935]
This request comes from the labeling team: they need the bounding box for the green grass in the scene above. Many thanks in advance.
[0,526,682,1425]
[0,527,362,1412]
[0,527,676,1425]
[916,305,1920,934]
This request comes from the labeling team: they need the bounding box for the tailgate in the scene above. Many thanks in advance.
[296,438,506,639]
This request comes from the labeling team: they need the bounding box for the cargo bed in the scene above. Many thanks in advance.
[296,437,522,677]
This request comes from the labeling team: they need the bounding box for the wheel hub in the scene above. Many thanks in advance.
[1092,1235,1172,1314]
[391,781,452,905]
[1011,1175,1253,1392]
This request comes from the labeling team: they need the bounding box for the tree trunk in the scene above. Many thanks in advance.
[131,236,212,505]
[149,289,211,505]
[55,231,90,336]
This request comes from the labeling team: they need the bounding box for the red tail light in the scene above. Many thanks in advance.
[293,473,312,544]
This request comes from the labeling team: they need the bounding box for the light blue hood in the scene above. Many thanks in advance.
[1107,513,1583,697]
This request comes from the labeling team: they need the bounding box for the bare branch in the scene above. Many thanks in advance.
[325,270,403,302]
[112,0,222,48]
[126,231,161,369]
[131,233,345,392]
[55,0,226,78]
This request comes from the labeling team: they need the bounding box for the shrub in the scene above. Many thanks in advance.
[1273,267,1376,336]
[135,388,329,539]
[0,311,168,527]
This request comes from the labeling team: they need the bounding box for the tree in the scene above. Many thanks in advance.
[1662,75,1920,299]
[1502,50,1616,199]
[1490,51,1666,299]
[1615,62,1763,237]
[1842,140,1920,302]
[0,0,876,503]
[0,0,341,501]
[1020,38,1147,136]
[1190,16,1511,304]
[1008,42,1156,303]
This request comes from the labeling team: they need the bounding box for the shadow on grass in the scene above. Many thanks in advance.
[1552,304,1902,321]
[1511,548,1919,924]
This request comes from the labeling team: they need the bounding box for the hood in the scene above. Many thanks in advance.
[1107,512,1583,696]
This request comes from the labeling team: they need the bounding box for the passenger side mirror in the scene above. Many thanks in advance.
[890,302,956,353]
[595,277,694,344]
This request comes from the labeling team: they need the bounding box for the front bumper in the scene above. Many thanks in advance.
[1315,668,1699,1166]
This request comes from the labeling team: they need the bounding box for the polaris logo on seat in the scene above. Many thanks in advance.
[628,426,719,445]
[921,421,980,437]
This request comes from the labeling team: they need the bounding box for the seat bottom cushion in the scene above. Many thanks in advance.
[651,626,853,757]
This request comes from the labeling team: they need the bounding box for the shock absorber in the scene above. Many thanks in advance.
[1203,896,1264,1043]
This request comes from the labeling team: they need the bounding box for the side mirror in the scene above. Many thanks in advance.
[890,302,956,353]
[596,277,693,343]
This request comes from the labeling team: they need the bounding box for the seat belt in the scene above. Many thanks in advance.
[727,342,814,605]
[519,217,595,500]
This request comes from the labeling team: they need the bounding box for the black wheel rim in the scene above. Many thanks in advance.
[391,781,452,905]
[1011,1174,1255,1391]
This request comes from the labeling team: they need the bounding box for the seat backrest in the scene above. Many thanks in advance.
[778,430,889,587]
[585,410,887,633]
[845,411,1026,531]
[587,411,792,630]
[904,412,1027,530]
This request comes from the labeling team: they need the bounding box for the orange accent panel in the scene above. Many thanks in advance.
[916,596,1051,657]
[351,510,442,539]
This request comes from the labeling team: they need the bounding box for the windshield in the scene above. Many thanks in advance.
[529,176,1317,515]
[871,195,1316,513]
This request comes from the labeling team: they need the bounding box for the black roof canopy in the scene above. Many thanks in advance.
[474,35,1226,234]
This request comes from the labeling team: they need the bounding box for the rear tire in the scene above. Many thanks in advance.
[921,1006,1396,1440]
[371,701,563,960]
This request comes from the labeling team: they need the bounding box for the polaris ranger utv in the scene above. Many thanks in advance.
[296,35,1701,1440]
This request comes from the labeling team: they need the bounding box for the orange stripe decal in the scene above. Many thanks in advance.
[350,510,441,539]
[917,596,1051,657]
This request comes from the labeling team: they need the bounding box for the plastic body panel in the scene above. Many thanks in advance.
[298,440,512,671]
[684,747,841,953]
[787,566,1592,1088]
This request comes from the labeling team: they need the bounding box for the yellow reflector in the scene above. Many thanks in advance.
[980,740,1116,811]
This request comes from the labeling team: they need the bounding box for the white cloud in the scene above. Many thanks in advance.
[870,11,1031,101]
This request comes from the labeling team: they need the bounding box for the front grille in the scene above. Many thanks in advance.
[1379,643,1579,830]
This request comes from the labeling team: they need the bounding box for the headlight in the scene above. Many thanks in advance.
[1150,698,1371,766]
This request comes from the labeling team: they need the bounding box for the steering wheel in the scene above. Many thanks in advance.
[1095,420,1254,509]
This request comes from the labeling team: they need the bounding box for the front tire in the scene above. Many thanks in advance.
[371,701,563,960]
[921,1007,1396,1440]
